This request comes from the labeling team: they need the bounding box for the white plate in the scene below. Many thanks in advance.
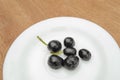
[3,17,120,80]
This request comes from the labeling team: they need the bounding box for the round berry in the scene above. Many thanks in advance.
[48,40,62,52]
[79,49,91,61]
[64,55,79,70]
[63,48,76,56]
[64,37,75,47]
[48,55,63,69]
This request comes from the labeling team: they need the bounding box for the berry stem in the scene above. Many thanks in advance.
[37,36,47,46]
[37,36,63,55]
[51,51,63,55]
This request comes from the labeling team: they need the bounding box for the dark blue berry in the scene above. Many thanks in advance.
[48,55,63,69]
[63,55,79,70]
[63,48,76,56]
[79,49,91,61]
[48,40,62,52]
[64,37,75,47]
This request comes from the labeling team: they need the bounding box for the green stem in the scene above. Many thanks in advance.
[51,51,63,55]
[37,36,63,55]
[37,36,47,46]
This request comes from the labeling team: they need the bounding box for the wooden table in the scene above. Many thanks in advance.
[0,0,120,79]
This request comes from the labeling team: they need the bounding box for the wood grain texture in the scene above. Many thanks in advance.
[0,0,120,79]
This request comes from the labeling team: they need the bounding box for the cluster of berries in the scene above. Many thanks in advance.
[37,36,91,70]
